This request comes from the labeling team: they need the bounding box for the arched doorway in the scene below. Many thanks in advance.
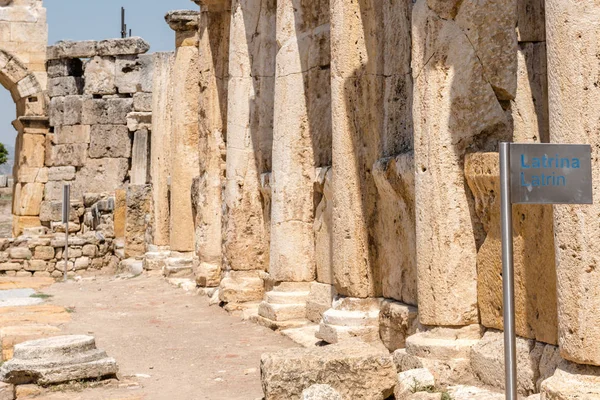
[0,49,48,237]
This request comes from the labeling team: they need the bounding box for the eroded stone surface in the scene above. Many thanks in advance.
[261,341,396,400]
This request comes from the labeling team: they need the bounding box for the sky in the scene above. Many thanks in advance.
[0,0,194,147]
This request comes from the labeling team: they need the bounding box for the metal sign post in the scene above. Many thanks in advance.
[499,142,593,399]
[499,143,517,399]
[62,184,70,282]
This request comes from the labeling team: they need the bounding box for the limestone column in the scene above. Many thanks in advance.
[150,52,174,247]
[218,0,276,305]
[546,0,600,368]
[165,11,201,253]
[255,0,333,328]
[190,1,230,288]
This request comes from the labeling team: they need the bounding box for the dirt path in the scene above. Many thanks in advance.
[40,275,298,400]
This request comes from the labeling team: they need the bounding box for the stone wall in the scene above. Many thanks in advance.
[44,38,152,242]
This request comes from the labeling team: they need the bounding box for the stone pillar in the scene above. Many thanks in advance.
[546,0,600,367]
[165,11,201,253]
[218,0,276,306]
[150,52,174,247]
[254,0,333,328]
[193,1,230,288]
[412,0,514,327]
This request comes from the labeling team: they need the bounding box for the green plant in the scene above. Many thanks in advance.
[0,143,8,166]
[30,293,53,299]
[411,378,452,400]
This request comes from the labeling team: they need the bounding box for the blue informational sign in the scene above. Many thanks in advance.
[509,143,593,204]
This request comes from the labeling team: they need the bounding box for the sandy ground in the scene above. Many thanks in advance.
[36,275,298,400]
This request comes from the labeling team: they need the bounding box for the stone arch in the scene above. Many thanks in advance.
[0,48,49,236]
[0,49,47,118]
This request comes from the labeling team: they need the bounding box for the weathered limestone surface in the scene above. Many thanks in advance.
[168,12,200,253]
[313,167,332,284]
[222,0,275,273]
[465,153,557,344]
[470,330,544,396]
[150,52,174,246]
[88,125,131,159]
[269,0,330,283]
[330,0,412,299]
[125,185,152,258]
[372,154,416,304]
[541,360,600,399]
[0,335,118,385]
[379,299,418,352]
[261,341,396,400]
[130,129,149,185]
[545,0,600,367]
[412,0,510,325]
[83,56,116,95]
[395,368,435,399]
[302,384,341,400]
[195,7,229,286]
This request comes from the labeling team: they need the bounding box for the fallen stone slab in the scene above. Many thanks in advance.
[0,335,118,385]
[0,325,62,361]
[0,278,54,291]
[260,340,396,400]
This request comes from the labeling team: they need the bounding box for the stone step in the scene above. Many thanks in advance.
[281,325,321,348]
[321,309,379,327]
[316,322,380,344]
[162,265,194,278]
[270,282,312,292]
[265,290,310,305]
[119,259,143,275]
[0,335,118,385]
[251,314,310,331]
[258,302,306,322]
[332,296,382,312]
[405,333,480,360]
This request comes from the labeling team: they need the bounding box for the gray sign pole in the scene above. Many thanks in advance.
[499,143,517,399]
[62,184,70,282]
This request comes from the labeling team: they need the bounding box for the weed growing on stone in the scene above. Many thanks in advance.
[411,379,452,400]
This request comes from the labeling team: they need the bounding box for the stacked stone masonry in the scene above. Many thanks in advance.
[0,0,599,397]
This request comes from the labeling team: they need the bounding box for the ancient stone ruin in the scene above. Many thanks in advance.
[0,0,597,398]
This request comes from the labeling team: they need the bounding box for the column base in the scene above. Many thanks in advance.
[394,325,482,386]
[316,297,382,345]
[161,251,197,278]
[541,360,600,399]
[252,282,312,330]
[195,262,220,288]
[218,270,264,304]
[143,245,170,270]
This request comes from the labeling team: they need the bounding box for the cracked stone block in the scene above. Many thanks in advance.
[47,40,97,60]
[82,97,133,125]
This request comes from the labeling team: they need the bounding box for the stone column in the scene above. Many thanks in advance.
[165,11,201,253]
[218,0,276,306]
[150,52,174,247]
[192,1,230,288]
[255,0,332,328]
[546,0,600,368]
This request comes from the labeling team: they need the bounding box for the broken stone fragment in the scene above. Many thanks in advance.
[260,340,396,400]
[96,37,150,57]
[395,368,436,399]
[0,335,118,385]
